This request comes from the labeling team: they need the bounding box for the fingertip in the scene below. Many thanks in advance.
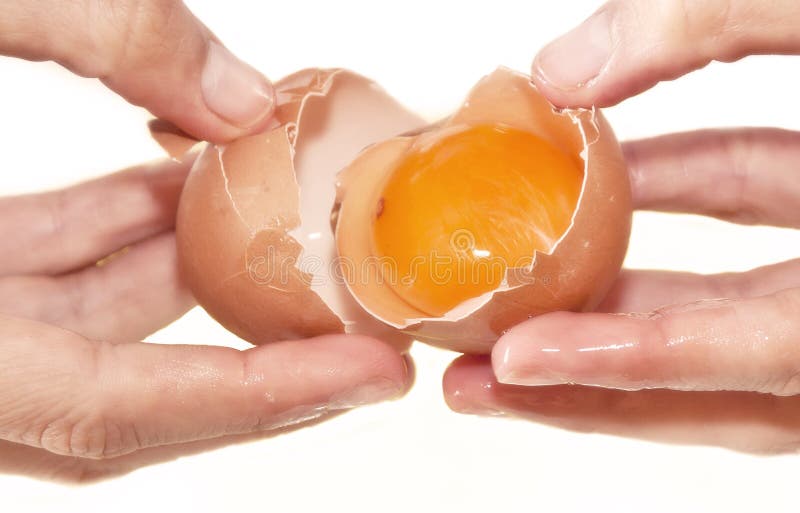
[444,354,491,387]
[238,79,280,134]
[199,42,277,139]
[375,339,413,391]
[401,353,416,395]
[529,70,595,110]
[490,330,516,384]
[306,333,411,391]
[530,6,614,109]
[492,313,576,386]
[148,79,277,146]
[442,355,495,413]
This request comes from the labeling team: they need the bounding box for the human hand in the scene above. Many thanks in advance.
[1,0,277,142]
[444,0,800,453]
[0,0,410,481]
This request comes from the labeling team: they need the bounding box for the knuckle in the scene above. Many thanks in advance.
[60,272,92,327]
[673,0,754,61]
[644,311,672,349]
[771,288,800,321]
[705,128,794,226]
[705,271,747,300]
[629,0,737,60]
[673,0,732,39]
[88,0,184,78]
[763,290,800,395]
[47,187,68,231]
[38,416,113,459]
[38,341,142,459]
[615,313,672,386]
[36,408,140,460]
[720,130,761,224]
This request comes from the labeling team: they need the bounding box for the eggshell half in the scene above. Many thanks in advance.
[163,69,424,347]
[334,68,631,353]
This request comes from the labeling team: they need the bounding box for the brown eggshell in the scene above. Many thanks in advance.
[149,119,201,160]
[335,67,631,353]
[168,69,424,346]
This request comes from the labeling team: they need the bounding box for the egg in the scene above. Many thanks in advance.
[151,67,631,354]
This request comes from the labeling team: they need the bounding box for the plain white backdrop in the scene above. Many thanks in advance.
[3,0,800,511]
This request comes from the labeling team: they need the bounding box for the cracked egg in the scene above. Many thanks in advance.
[152,67,631,354]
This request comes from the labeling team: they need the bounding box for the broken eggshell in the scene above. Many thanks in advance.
[334,68,631,353]
[152,67,631,354]
[153,69,424,350]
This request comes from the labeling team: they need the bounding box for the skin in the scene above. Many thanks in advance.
[0,0,410,482]
[443,0,800,453]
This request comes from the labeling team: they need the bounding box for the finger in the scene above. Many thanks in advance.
[0,0,274,142]
[1,361,415,483]
[598,259,800,314]
[0,158,191,276]
[492,288,800,395]
[625,128,800,227]
[444,356,800,454]
[0,314,410,459]
[0,414,339,483]
[531,0,800,107]
[0,233,193,343]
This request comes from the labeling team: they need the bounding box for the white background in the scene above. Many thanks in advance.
[3,0,800,511]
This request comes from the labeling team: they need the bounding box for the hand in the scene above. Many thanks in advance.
[444,0,800,454]
[0,0,410,482]
[1,0,277,142]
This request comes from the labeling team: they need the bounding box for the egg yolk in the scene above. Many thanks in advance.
[371,124,584,317]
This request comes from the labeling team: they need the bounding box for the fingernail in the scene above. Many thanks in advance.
[456,405,506,416]
[533,9,614,90]
[201,42,275,128]
[259,378,404,431]
[402,353,416,393]
[493,333,569,386]
[496,370,565,387]
[444,366,507,417]
[329,378,404,409]
[446,385,506,417]
[261,404,330,431]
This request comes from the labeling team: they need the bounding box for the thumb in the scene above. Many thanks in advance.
[0,0,275,143]
[531,0,800,108]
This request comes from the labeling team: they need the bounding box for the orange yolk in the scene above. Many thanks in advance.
[371,124,584,317]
